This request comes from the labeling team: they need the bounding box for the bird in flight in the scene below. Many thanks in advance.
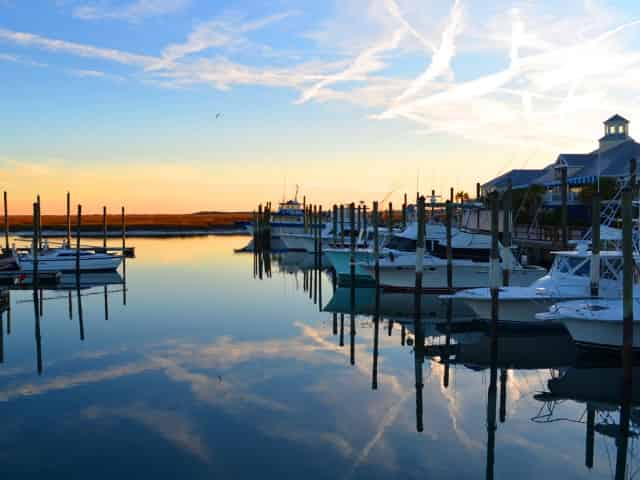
[216,113,222,119]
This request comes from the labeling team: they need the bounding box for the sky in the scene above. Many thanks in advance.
[2,0,640,213]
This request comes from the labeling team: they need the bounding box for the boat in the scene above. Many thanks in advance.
[361,247,545,292]
[325,221,494,284]
[536,298,640,349]
[15,242,122,273]
[0,250,18,271]
[449,248,625,321]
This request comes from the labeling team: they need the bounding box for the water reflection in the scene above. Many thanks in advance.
[0,239,638,479]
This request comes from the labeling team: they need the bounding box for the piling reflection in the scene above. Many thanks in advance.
[2,271,127,374]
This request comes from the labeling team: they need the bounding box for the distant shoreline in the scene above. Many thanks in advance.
[3,212,253,238]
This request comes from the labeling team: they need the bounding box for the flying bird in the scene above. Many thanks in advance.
[216,113,222,119]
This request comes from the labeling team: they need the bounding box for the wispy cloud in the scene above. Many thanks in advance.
[73,0,191,22]
[0,27,156,66]
[147,10,298,72]
[0,51,47,67]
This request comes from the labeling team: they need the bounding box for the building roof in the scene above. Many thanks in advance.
[556,153,596,168]
[482,168,546,192]
[604,114,629,124]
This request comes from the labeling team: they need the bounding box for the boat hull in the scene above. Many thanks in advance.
[324,249,373,283]
[562,318,640,349]
[17,255,122,273]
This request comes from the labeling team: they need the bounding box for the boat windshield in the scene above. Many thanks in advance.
[385,236,416,252]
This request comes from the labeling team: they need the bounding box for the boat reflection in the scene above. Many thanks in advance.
[2,271,128,375]
[534,363,639,479]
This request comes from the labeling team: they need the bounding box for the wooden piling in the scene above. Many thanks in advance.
[102,206,107,249]
[76,205,82,274]
[403,193,407,229]
[388,202,393,234]
[373,202,379,276]
[362,205,367,243]
[318,205,323,266]
[413,196,426,433]
[332,205,338,245]
[36,195,42,249]
[590,193,601,297]
[340,204,345,247]
[3,191,8,251]
[356,205,361,234]
[502,179,512,286]
[32,203,39,294]
[313,205,318,266]
[415,195,426,294]
[446,200,453,291]
[450,187,454,203]
[560,165,568,249]
[349,203,356,280]
[621,188,633,383]
[476,182,481,200]
[490,192,500,332]
[121,206,126,253]
[349,216,356,367]
[66,192,71,247]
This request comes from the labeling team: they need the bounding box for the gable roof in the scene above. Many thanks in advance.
[482,168,546,192]
[604,114,629,124]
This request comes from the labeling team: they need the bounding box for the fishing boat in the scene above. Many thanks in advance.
[362,246,545,292]
[15,242,122,273]
[325,221,492,284]
[536,298,640,349]
[449,248,625,321]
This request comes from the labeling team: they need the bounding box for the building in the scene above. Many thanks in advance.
[482,114,640,206]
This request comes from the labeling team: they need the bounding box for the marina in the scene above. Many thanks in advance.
[4,0,640,475]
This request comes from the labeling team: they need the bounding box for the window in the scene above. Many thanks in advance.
[618,125,625,134]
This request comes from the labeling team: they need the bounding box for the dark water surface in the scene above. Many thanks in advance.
[0,236,636,479]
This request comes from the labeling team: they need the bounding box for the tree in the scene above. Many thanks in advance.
[455,191,470,202]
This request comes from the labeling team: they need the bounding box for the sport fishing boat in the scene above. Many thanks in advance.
[536,298,640,349]
[362,246,545,292]
[326,221,492,284]
[15,242,122,273]
[449,248,625,321]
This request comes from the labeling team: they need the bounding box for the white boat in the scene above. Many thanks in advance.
[325,221,492,283]
[385,222,492,261]
[536,298,640,349]
[16,244,122,273]
[362,248,545,291]
[450,249,625,321]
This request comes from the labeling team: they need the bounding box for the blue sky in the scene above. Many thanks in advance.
[2,0,640,212]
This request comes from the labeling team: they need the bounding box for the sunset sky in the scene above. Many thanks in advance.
[2,0,640,213]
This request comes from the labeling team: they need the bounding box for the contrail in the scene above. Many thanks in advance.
[383,0,435,53]
[392,0,463,104]
[296,28,406,104]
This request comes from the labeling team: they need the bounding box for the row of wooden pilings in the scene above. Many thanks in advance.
[3,191,128,259]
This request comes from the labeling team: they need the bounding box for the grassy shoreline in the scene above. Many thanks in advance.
[3,212,253,232]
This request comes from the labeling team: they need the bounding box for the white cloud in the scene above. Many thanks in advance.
[0,27,157,66]
[73,0,190,22]
[147,10,298,72]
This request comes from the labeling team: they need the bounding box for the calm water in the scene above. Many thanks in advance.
[0,236,637,479]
